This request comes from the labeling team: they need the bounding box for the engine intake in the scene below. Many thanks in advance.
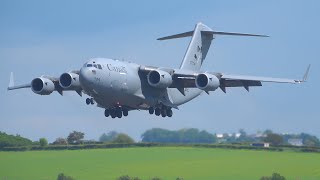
[147,70,172,88]
[195,73,220,91]
[31,77,55,95]
[59,73,80,90]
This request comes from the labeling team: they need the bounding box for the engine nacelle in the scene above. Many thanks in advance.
[147,70,173,88]
[59,73,80,90]
[31,77,55,95]
[195,73,220,91]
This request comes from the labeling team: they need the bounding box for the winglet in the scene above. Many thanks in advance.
[8,72,14,90]
[295,64,311,83]
[302,64,311,82]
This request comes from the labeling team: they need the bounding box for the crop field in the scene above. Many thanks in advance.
[0,147,319,180]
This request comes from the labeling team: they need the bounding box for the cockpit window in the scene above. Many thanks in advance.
[85,63,101,69]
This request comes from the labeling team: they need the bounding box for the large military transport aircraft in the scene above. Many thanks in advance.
[8,23,310,118]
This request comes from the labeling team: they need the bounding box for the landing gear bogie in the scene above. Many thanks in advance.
[149,105,173,118]
[104,106,128,119]
[86,98,94,105]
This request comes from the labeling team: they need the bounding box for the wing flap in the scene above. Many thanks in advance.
[221,74,298,84]
[221,79,262,87]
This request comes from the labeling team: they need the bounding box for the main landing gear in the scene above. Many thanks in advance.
[104,106,128,119]
[148,105,173,118]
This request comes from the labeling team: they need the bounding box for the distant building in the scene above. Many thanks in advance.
[254,133,267,138]
[288,138,303,146]
[251,143,270,148]
[215,133,241,139]
[235,133,241,138]
[216,134,224,138]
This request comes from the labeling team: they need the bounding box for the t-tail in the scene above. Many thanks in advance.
[157,22,268,71]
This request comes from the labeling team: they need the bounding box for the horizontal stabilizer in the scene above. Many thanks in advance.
[207,31,269,37]
[157,31,193,40]
[158,29,268,41]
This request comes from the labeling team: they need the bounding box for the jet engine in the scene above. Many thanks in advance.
[59,72,81,90]
[147,70,173,88]
[31,77,55,95]
[195,73,220,91]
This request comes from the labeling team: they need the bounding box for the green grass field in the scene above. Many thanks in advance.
[0,147,319,180]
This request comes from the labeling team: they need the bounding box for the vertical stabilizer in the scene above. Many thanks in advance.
[180,23,214,71]
[157,23,214,71]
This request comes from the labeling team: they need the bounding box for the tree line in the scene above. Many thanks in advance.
[0,128,319,149]
[141,128,216,144]
[0,132,33,148]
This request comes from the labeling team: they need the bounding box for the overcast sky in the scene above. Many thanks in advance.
[1,0,319,142]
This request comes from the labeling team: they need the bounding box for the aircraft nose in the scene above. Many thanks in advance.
[79,67,93,87]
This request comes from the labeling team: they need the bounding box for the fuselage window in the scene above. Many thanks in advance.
[97,64,102,69]
[87,64,93,67]
[93,64,97,68]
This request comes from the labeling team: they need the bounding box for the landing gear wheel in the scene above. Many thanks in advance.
[110,109,116,118]
[116,110,122,118]
[86,98,91,105]
[122,109,128,117]
[115,107,122,118]
[155,108,161,116]
[148,107,154,114]
[104,109,110,117]
[90,98,94,105]
[166,109,173,117]
[161,109,167,117]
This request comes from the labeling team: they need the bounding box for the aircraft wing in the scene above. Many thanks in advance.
[218,64,310,90]
[220,74,299,83]
[216,73,305,92]
[7,71,83,96]
[140,64,310,93]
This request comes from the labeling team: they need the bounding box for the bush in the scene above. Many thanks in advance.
[57,173,75,180]
[142,128,216,144]
[112,134,135,144]
[53,138,68,145]
[260,173,286,180]
[150,177,161,180]
[264,134,283,146]
[117,175,141,180]
[67,131,84,144]
[0,132,33,148]
[39,138,48,147]
[99,131,119,142]
[301,148,319,153]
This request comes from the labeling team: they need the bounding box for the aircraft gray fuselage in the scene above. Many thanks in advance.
[7,23,309,118]
[80,58,201,110]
